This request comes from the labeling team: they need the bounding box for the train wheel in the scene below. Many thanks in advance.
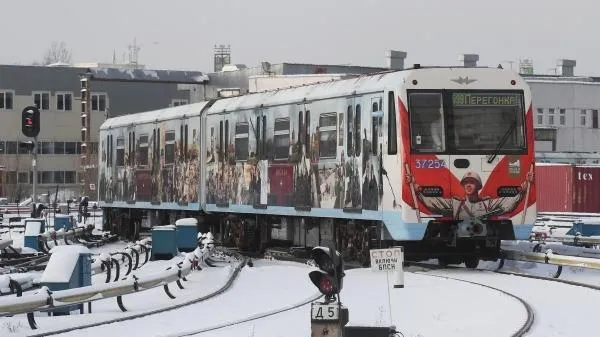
[438,257,450,267]
[464,256,479,269]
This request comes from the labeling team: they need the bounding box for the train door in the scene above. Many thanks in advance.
[343,97,363,211]
[216,113,230,205]
[293,103,312,209]
[252,108,269,206]
[367,96,384,212]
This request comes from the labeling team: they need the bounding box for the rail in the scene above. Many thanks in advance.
[501,249,600,272]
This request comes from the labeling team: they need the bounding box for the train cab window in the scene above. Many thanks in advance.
[338,112,344,146]
[319,113,337,158]
[408,92,445,153]
[116,137,125,167]
[450,92,525,152]
[138,134,149,166]
[235,122,249,160]
[274,117,290,160]
[165,131,176,165]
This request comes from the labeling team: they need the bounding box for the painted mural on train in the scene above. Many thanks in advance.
[205,99,385,212]
[99,122,200,204]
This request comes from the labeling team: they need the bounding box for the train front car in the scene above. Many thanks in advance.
[398,67,535,267]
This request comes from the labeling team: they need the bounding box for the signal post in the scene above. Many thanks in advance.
[308,246,348,337]
[21,106,40,203]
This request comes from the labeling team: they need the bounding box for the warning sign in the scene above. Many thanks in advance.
[370,247,403,272]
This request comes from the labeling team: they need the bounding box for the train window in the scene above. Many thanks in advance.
[305,110,311,152]
[354,104,361,156]
[256,116,261,158]
[131,132,135,165]
[298,111,303,144]
[104,135,109,163]
[156,128,161,164]
[338,113,344,146]
[225,120,229,157]
[262,116,266,159]
[388,91,397,154]
[372,116,381,154]
[184,125,189,161]
[450,92,525,152]
[319,113,337,158]
[274,117,290,160]
[116,137,125,167]
[165,131,176,165]
[180,125,184,160]
[235,122,249,160]
[408,92,445,153]
[138,134,149,166]
[219,121,223,159]
[346,105,353,156]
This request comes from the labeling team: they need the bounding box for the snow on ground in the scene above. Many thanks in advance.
[192,266,526,337]
[420,268,600,337]
[2,256,600,337]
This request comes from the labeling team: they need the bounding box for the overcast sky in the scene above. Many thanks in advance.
[2,0,598,75]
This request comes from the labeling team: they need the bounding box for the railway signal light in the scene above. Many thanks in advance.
[21,106,40,138]
[308,246,344,303]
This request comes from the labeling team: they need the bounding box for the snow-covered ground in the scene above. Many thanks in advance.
[0,255,599,336]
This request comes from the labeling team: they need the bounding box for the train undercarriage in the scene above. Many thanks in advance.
[103,208,508,269]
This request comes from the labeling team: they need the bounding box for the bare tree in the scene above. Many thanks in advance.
[42,41,72,65]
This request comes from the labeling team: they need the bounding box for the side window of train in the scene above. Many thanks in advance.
[372,99,382,154]
[104,135,109,163]
[338,112,344,147]
[274,117,290,160]
[219,121,224,158]
[184,124,188,161]
[138,134,149,166]
[180,125,184,161]
[235,122,249,160]
[355,104,361,156]
[225,120,229,157]
[262,116,267,159]
[256,116,261,158]
[346,105,353,156]
[116,137,125,167]
[130,131,135,165]
[388,91,398,154]
[165,131,176,165]
[319,112,337,159]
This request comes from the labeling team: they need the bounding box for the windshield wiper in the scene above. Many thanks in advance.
[487,120,517,164]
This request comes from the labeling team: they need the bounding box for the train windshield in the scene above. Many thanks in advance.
[408,91,526,154]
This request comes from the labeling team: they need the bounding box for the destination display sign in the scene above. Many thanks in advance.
[452,93,520,106]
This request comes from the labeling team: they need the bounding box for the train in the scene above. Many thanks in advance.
[97,65,536,268]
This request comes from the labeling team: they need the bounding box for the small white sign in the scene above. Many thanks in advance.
[311,302,339,321]
[370,247,403,272]
[89,184,96,191]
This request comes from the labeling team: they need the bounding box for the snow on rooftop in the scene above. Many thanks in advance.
[175,218,197,227]
[41,245,92,283]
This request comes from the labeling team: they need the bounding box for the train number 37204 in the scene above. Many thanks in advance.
[415,159,446,169]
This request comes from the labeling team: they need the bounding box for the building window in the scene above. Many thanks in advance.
[116,137,125,166]
[536,108,544,125]
[581,109,587,126]
[548,108,555,125]
[54,171,65,184]
[559,108,566,125]
[65,142,77,154]
[172,99,188,107]
[319,113,337,158]
[17,172,29,184]
[0,91,14,110]
[56,92,73,111]
[138,134,149,166]
[234,122,249,160]
[65,171,76,184]
[33,92,50,110]
[274,118,290,160]
[91,93,107,112]
[165,131,175,164]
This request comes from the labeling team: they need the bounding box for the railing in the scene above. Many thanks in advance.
[0,241,216,330]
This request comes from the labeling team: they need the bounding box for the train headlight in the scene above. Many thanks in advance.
[497,186,521,197]
[421,186,443,197]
